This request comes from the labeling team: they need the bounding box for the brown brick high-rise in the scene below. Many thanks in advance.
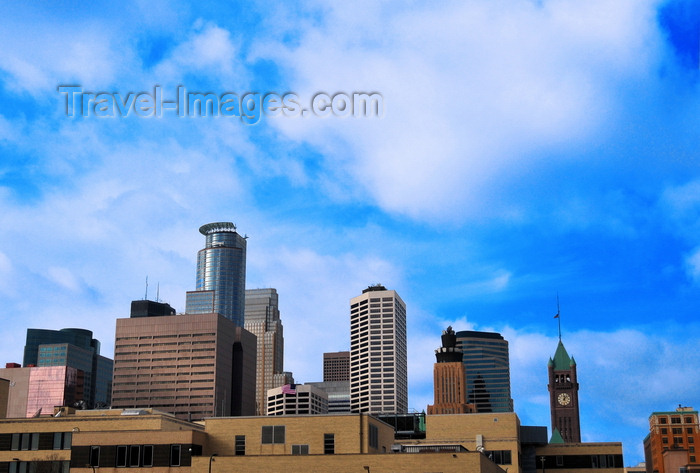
[427,326,475,415]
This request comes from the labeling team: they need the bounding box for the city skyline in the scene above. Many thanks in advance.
[1,0,700,466]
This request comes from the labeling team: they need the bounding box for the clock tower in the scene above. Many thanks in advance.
[547,339,581,443]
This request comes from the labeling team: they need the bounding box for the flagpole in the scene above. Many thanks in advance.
[555,293,561,340]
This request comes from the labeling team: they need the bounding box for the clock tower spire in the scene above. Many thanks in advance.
[547,339,581,443]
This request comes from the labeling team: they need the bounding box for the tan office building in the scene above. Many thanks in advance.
[111,311,256,420]
[243,288,284,415]
[0,408,509,473]
[350,284,408,414]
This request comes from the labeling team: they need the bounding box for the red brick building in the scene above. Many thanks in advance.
[644,406,700,473]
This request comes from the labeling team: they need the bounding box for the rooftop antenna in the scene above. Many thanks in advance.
[554,293,562,340]
[156,282,160,303]
[145,276,148,300]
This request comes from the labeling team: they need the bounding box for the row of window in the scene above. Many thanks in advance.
[257,427,336,454]
[658,416,696,424]
[540,453,623,469]
[661,427,695,434]
[3,461,70,473]
[116,334,216,341]
[80,443,194,468]
[0,433,72,452]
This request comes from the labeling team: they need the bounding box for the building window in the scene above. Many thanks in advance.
[660,418,668,424]
[143,445,154,467]
[235,436,245,456]
[90,446,101,467]
[556,455,564,466]
[369,425,378,449]
[661,428,668,434]
[686,417,694,424]
[262,426,285,444]
[116,445,128,467]
[291,445,309,455]
[129,445,141,467]
[324,434,335,454]
[672,417,681,424]
[673,428,683,434]
[688,428,694,434]
[170,445,181,467]
[690,456,696,463]
[11,434,39,451]
[662,438,669,444]
[487,450,512,465]
[689,438,695,444]
[53,432,72,450]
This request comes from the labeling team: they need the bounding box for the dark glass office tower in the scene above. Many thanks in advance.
[455,330,514,413]
[22,328,112,408]
[185,222,247,326]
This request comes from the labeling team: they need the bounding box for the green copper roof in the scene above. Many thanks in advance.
[552,340,572,370]
[550,428,565,444]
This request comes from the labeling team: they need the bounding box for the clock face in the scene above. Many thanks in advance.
[557,393,571,406]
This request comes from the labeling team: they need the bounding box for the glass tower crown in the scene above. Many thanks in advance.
[186,222,247,326]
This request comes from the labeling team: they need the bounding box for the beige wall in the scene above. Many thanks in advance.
[0,368,30,418]
[192,450,506,473]
[425,413,522,473]
[204,414,394,456]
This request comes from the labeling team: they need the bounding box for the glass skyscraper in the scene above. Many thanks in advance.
[455,330,514,413]
[185,221,247,326]
[22,328,112,408]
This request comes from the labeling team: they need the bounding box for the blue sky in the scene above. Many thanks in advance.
[1,0,700,465]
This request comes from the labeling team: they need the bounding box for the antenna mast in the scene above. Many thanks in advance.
[145,276,148,300]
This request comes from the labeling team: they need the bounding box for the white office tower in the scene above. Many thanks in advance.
[349,284,408,414]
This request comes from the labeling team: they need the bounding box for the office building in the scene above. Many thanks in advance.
[185,222,247,326]
[0,407,512,473]
[305,381,351,413]
[111,308,256,419]
[323,351,350,382]
[244,288,284,415]
[424,412,623,473]
[547,339,581,443]
[427,326,475,415]
[22,328,112,408]
[455,330,514,413]
[643,406,699,473]
[23,328,99,367]
[350,284,408,414]
[534,442,624,473]
[0,365,84,418]
[266,384,328,415]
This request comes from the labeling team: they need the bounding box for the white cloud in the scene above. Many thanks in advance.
[687,248,700,283]
[46,266,82,292]
[258,0,666,222]
[0,251,11,274]
[153,21,247,87]
[246,244,403,382]
[0,22,131,94]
